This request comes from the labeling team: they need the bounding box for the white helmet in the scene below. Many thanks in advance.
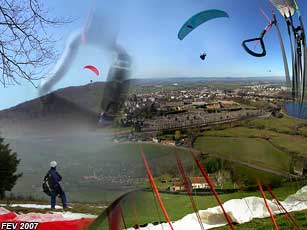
[50,161,57,168]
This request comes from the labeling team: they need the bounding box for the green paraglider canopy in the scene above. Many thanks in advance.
[178,9,229,40]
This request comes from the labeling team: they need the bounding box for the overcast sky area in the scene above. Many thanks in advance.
[0,0,306,110]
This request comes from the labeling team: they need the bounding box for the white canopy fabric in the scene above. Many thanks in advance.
[270,0,296,18]
[129,186,307,230]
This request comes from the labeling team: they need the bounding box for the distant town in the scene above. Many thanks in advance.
[112,81,288,144]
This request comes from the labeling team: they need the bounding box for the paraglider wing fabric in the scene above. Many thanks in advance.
[38,31,82,96]
[0,208,94,230]
[84,65,100,76]
[88,189,142,230]
[270,0,296,18]
[178,9,229,40]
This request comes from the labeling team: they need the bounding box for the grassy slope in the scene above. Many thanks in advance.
[299,126,307,136]
[243,115,306,134]
[7,182,295,229]
[2,183,305,229]
[199,126,307,157]
[195,115,307,175]
[5,114,307,228]
[120,183,300,227]
[195,136,290,172]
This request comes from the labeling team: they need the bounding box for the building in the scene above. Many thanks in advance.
[205,102,221,111]
[169,182,185,192]
[189,176,218,189]
[219,100,238,106]
[189,177,208,189]
[152,137,159,143]
[160,140,176,146]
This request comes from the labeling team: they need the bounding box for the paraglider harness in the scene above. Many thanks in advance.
[200,52,207,60]
[242,12,290,84]
[242,1,306,106]
[284,3,306,103]
[42,170,56,197]
[242,16,276,57]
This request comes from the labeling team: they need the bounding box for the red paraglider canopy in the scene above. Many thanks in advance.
[0,208,95,230]
[84,65,100,76]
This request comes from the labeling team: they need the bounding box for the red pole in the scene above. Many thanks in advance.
[191,149,234,230]
[141,150,175,230]
[107,202,121,230]
[132,202,140,230]
[119,205,127,230]
[264,183,300,230]
[176,153,205,230]
[257,180,278,230]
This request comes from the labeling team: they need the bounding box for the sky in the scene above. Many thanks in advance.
[0,0,306,109]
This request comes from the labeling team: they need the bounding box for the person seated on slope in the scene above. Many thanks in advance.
[45,161,67,209]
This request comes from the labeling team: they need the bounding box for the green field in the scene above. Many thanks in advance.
[2,181,305,229]
[200,126,307,157]
[88,181,304,229]
[194,115,307,178]
[195,136,290,172]
[242,115,307,134]
[299,126,307,136]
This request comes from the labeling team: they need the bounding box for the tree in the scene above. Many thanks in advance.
[0,137,22,199]
[205,158,222,173]
[0,0,68,87]
[174,130,181,141]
